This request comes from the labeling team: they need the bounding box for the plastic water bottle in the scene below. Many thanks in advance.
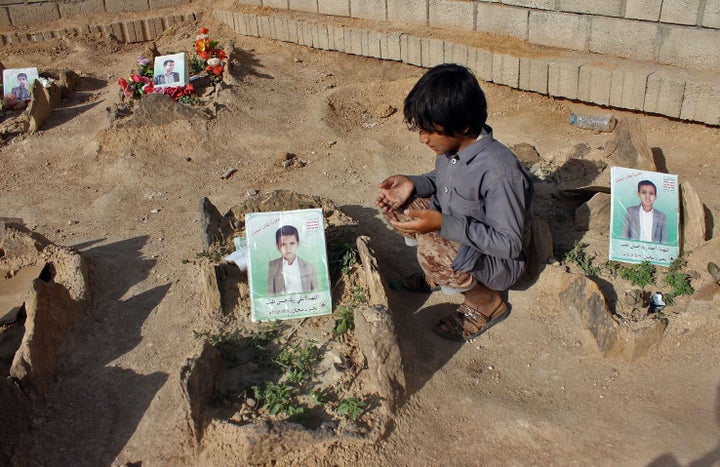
[568,112,617,132]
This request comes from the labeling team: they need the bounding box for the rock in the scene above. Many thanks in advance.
[680,181,706,252]
[559,273,667,361]
[57,70,80,98]
[526,217,554,280]
[510,142,541,167]
[593,118,657,186]
[575,192,611,231]
[179,340,221,444]
[28,79,51,132]
[685,236,720,291]
[372,103,396,119]
[199,197,225,250]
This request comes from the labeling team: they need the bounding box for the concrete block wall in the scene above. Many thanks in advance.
[0,0,189,26]
[213,7,720,125]
[228,0,719,73]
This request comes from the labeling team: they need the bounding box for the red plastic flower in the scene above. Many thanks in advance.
[200,27,209,34]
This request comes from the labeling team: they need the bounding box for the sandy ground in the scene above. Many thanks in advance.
[1,11,720,466]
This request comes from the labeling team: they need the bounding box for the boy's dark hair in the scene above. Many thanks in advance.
[403,63,487,137]
[16,72,27,79]
[637,180,657,194]
[275,225,299,244]
[163,59,174,67]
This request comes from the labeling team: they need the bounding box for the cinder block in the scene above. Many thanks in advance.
[238,0,261,4]
[314,22,331,50]
[519,56,549,94]
[246,14,260,37]
[658,26,720,71]
[548,57,585,99]
[350,0,386,21]
[644,71,685,118]
[380,31,402,61]
[298,21,314,47]
[230,12,245,34]
[680,79,720,125]
[264,0,289,8]
[429,0,475,30]
[319,0,350,16]
[449,42,470,67]
[272,15,288,41]
[624,0,661,21]
[125,20,145,42]
[500,0,554,10]
[702,0,720,28]
[468,47,493,82]
[365,29,382,58]
[149,0,188,8]
[329,24,347,52]
[660,0,701,26]
[59,0,104,17]
[105,0,149,14]
[0,8,9,28]
[257,14,273,38]
[401,34,423,67]
[346,27,363,55]
[578,62,614,105]
[476,3,529,41]
[8,3,60,25]
[289,0,317,13]
[424,38,446,67]
[103,22,125,41]
[609,65,651,110]
[388,0,427,25]
[558,0,623,17]
[589,17,659,62]
[492,53,520,87]
[286,18,300,43]
[529,11,590,51]
[144,17,164,41]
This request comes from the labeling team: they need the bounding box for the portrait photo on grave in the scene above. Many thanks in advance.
[245,208,332,322]
[3,67,39,102]
[609,166,679,266]
[152,53,186,88]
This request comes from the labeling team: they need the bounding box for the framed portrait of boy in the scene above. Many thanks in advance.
[245,208,332,322]
[609,166,679,266]
[152,53,186,88]
[3,67,39,102]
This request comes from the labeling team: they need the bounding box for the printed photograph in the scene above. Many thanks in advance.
[245,208,332,322]
[609,166,680,266]
[152,53,186,88]
[3,67,39,102]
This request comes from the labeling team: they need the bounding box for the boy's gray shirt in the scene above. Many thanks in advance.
[408,126,533,277]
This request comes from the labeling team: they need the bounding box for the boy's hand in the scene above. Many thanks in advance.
[376,175,415,212]
[390,209,442,234]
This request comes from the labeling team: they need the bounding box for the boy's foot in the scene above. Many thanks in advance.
[401,271,440,293]
[434,301,509,342]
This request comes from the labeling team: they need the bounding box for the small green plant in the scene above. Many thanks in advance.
[562,241,601,276]
[253,381,295,416]
[334,305,354,335]
[603,260,621,278]
[349,285,367,305]
[196,242,233,262]
[619,261,656,288]
[275,341,320,384]
[178,95,201,105]
[337,397,366,421]
[330,241,359,277]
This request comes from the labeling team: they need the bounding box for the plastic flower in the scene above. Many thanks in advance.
[137,56,150,66]
[207,57,221,68]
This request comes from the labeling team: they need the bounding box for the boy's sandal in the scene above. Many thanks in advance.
[434,301,510,342]
[401,272,441,293]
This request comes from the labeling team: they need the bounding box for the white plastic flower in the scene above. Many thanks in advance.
[206,57,221,67]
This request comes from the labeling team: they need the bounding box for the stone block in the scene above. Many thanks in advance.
[609,65,651,110]
[578,62,614,106]
[475,3,529,40]
[365,29,381,58]
[558,0,623,16]
[401,34,423,67]
[58,0,104,17]
[519,56,549,94]
[149,0,188,8]
[350,0,386,21]
[379,31,402,61]
[105,0,150,14]
[297,21,313,47]
[589,17,659,62]
[387,0,427,25]
[548,58,585,100]
[8,3,60,26]
[625,0,662,21]
[330,24,347,52]
[679,79,720,125]
[316,22,332,50]
[644,71,685,119]
[448,42,470,67]
[0,8,8,28]
[289,0,317,13]
[575,193,610,231]
[144,17,164,41]
[123,20,145,43]
[501,0,554,9]
[529,10,590,52]
[424,38,446,68]
[347,27,363,55]
[492,52,520,87]
[257,14,273,39]
[246,13,260,37]
[469,47,493,82]
[703,0,720,28]
[286,18,299,43]
[319,0,349,16]
[264,0,288,8]
[272,15,289,42]
[660,0,701,25]
[429,0,475,30]
[658,27,720,72]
